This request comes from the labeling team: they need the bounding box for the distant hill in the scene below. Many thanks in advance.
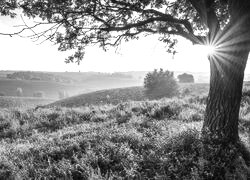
[49,86,146,107]
[0,79,88,99]
[0,71,143,99]
[1,70,249,100]
[48,83,211,108]
[6,71,75,83]
[0,96,54,109]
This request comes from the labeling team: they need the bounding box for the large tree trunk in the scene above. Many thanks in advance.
[202,0,250,143]
[202,48,249,143]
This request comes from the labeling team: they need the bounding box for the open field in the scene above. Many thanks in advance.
[0,82,250,179]
[0,83,208,109]
[0,95,250,179]
[49,86,146,107]
[0,78,141,99]
[50,82,250,108]
[0,79,87,99]
[49,83,209,107]
[0,96,54,109]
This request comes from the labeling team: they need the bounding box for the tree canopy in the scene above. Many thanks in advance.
[0,0,17,17]
[178,73,194,83]
[4,0,247,63]
[144,68,178,99]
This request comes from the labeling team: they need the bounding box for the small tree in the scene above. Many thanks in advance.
[16,88,23,97]
[178,73,195,83]
[144,69,178,99]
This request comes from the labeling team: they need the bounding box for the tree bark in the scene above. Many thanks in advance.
[202,48,249,143]
[202,0,250,143]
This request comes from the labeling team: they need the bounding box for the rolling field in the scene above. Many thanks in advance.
[0,78,141,99]
[0,97,204,179]
[49,83,209,107]
[0,96,54,109]
[49,86,146,107]
[0,79,89,99]
[0,71,142,99]
[0,95,250,179]
[0,83,250,179]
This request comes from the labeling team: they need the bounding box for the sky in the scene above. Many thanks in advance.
[0,14,249,73]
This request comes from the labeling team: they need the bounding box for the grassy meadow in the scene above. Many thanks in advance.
[0,79,89,99]
[0,96,54,109]
[0,71,142,99]
[49,83,209,108]
[0,83,250,179]
[49,86,146,107]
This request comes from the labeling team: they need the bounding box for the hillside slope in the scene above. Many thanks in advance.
[0,79,88,99]
[48,83,210,108]
[49,86,146,107]
[0,77,142,99]
[1,96,250,179]
[0,96,54,109]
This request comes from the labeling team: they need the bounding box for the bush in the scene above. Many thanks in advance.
[33,91,44,98]
[241,88,250,105]
[181,88,191,96]
[16,88,23,97]
[177,73,194,83]
[144,69,179,99]
[242,87,250,97]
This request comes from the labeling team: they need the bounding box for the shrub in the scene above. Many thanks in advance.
[242,87,250,97]
[242,88,250,105]
[178,108,203,122]
[181,88,191,96]
[150,105,179,120]
[16,88,23,97]
[33,91,44,98]
[144,69,179,99]
[115,110,132,124]
[177,73,194,83]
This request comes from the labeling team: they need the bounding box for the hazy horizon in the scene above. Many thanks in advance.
[0,14,213,73]
[1,12,250,77]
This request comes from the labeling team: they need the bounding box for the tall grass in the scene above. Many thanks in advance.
[0,95,249,179]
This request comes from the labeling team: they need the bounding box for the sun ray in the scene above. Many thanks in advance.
[217,33,250,49]
[213,16,248,46]
[215,51,239,62]
[210,55,225,78]
[205,45,216,55]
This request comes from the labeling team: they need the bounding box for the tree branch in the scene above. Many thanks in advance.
[188,0,220,31]
[188,0,220,44]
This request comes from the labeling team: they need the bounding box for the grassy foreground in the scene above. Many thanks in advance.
[1,95,250,179]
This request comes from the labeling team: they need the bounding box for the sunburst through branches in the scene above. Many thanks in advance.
[198,15,250,78]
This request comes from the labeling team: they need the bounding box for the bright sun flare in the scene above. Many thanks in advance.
[203,45,216,55]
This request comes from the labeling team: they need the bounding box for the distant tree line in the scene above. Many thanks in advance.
[110,73,133,79]
[6,71,133,83]
[80,72,133,82]
[6,71,75,83]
